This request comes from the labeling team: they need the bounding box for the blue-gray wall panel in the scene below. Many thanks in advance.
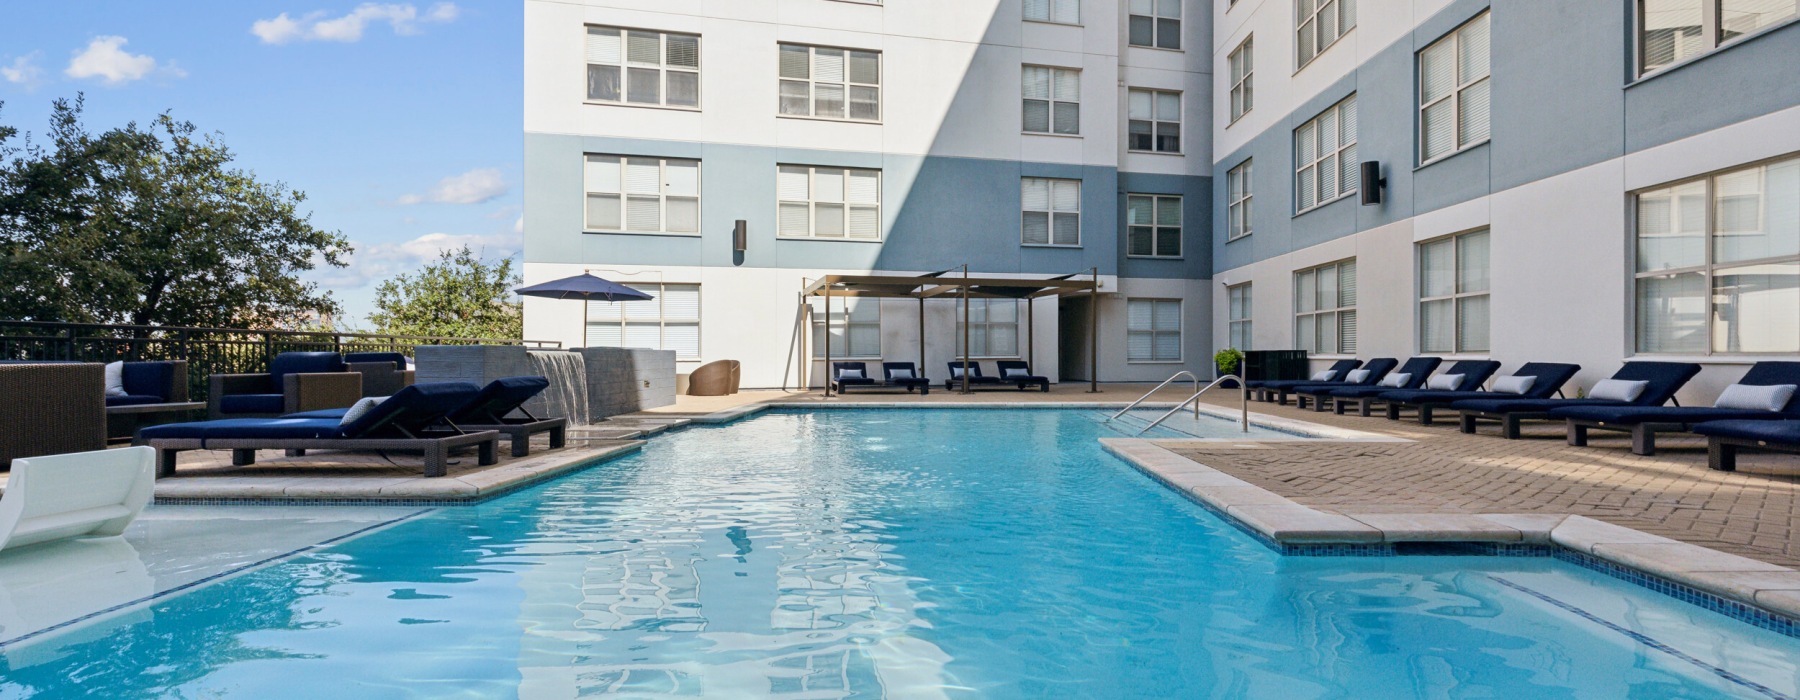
[1624,21,1800,153]
[1116,172,1213,280]
[1488,1,1626,191]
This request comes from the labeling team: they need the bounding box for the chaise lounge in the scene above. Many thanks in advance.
[1249,359,1363,404]
[1449,361,1703,439]
[138,382,499,478]
[996,360,1050,392]
[1317,357,1450,416]
[945,362,1006,391]
[287,376,568,458]
[1285,358,1400,411]
[1376,362,1580,425]
[1551,361,1800,456]
[882,362,933,395]
[831,362,878,394]
[1694,419,1800,472]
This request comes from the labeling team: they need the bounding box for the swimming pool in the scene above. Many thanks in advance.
[4,408,1798,698]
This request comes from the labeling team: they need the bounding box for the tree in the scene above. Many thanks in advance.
[368,246,523,339]
[0,97,349,328]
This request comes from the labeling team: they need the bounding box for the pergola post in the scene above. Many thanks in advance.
[823,284,833,398]
[960,269,972,394]
[1026,297,1034,376]
[1088,268,1099,394]
[917,296,926,370]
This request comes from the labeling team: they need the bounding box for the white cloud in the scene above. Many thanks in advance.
[65,36,181,86]
[252,3,461,45]
[1,52,44,86]
[396,168,507,205]
[317,230,521,289]
[513,215,524,234]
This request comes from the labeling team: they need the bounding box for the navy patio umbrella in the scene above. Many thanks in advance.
[515,273,654,330]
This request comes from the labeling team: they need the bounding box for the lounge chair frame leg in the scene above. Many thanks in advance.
[1358,399,1374,417]
[1502,415,1522,440]
[478,438,498,466]
[1385,404,1401,421]
[1332,399,1347,415]
[158,448,181,478]
[1459,412,1479,434]
[425,444,448,478]
[1709,441,1737,471]
[549,425,566,449]
[509,434,530,458]
[1631,424,1657,456]
[285,448,307,457]
[1417,406,1434,425]
[1567,422,1587,447]
[232,449,257,466]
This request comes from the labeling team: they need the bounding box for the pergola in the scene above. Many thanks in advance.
[801,267,1102,396]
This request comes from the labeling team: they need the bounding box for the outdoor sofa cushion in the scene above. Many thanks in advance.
[268,352,347,393]
[105,394,169,408]
[344,352,408,369]
[139,417,344,441]
[120,361,179,401]
[218,393,285,415]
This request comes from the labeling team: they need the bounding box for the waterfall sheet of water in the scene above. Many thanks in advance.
[528,350,591,427]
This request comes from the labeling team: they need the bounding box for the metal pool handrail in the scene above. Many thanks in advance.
[1108,370,1202,421]
[1135,375,1250,436]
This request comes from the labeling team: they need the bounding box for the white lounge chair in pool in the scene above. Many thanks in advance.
[0,446,155,552]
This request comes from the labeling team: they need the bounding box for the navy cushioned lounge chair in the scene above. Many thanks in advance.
[1693,420,1800,472]
[1449,361,1703,439]
[1551,361,1800,456]
[1285,358,1401,411]
[137,382,499,478]
[1251,359,1363,404]
[1319,357,1450,416]
[881,362,932,395]
[1376,362,1579,425]
[832,362,878,394]
[944,362,1005,391]
[288,377,568,458]
[995,360,1051,392]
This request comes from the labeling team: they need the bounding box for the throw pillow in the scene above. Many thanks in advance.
[889,368,915,380]
[104,361,129,398]
[1310,370,1337,382]
[1345,369,1371,383]
[1492,376,1535,395]
[1002,368,1028,379]
[338,396,385,426]
[1589,379,1649,402]
[839,368,865,380]
[950,366,966,378]
[1377,372,1411,388]
[1715,383,1798,412]
[1426,374,1463,391]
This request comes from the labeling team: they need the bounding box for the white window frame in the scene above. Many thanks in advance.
[1296,0,1356,69]
[1227,283,1253,350]
[1127,298,1183,362]
[1294,95,1357,214]
[955,299,1022,358]
[777,165,882,241]
[1417,229,1491,354]
[1127,88,1182,154]
[1127,0,1182,50]
[778,43,881,123]
[584,155,701,236]
[1022,177,1082,247]
[586,283,702,359]
[1228,36,1254,124]
[1227,159,1253,240]
[1632,153,1800,355]
[1294,259,1357,355]
[1638,0,1800,76]
[585,26,700,110]
[811,297,882,359]
[1024,0,1081,25]
[1418,12,1491,166]
[1022,66,1081,135]
[1126,194,1182,259]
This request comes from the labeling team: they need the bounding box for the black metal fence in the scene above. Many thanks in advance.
[0,320,560,402]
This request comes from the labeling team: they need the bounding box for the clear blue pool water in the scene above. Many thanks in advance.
[4,408,1799,698]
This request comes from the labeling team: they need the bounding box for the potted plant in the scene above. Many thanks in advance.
[1214,348,1245,388]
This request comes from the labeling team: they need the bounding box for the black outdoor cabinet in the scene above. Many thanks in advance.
[1240,350,1309,382]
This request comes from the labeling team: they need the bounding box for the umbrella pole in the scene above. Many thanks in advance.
[582,297,589,347]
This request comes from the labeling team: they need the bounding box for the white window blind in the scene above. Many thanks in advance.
[1228,160,1253,240]
[1228,284,1253,350]
[1022,178,1080,246]
[1023,66,1080,135]
[1127,194,1181,258]
[1295,95,1357,212]
[1295,259,1357,354]
[1127,299,1182,361]
[1228,37,1254,122]
[1641,0,1795,75]
[779,44,880,122]
[1418,229,1490,353]
[777,165,881,240]
[1128,0,1181,49]
[585,155,699,234]
[1127,89,1181,153]
[955,299,1021,357]
[587,27,699,108]
[1024,0,1080,24]
[1296,0,1355,67]
[587,283,701,358]
[1419,12,1490,164]
[812,298,881,358]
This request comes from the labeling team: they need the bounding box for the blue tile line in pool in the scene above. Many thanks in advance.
[0,508,437,651]
[1490,575,1795,700]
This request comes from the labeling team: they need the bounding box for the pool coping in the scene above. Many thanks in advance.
[1100,437,1800,627]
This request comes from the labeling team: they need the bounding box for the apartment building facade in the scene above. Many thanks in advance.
[525,0,1800,397]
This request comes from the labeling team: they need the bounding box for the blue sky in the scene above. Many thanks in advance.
[0,1,522,328]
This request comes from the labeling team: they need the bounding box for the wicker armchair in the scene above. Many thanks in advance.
[0,363,107,468]
[344,352,416,397]
[687,360,741,396]
[208,352,363,419]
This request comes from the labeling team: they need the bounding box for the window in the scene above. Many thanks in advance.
[1419,12,1491,164]
[1023,66,1081,135]
[955,299,1021,357]
[1296,0,1355,67]
[779,44,880,122]
[1640,0,1797,75]
[1127,194,1182,258]
[1128,299,1182,361]
[1128,89,1181,153]
[1294,259,1357,354]
[1228,284,1253,350]
[584,155,700,234]
[1023,178,1081,246]
[1635,155,1800,354]
[1295,95,1357,212]
[811,298,881,358]
[1128,0,1182,49]
[1228,37,1254,123]
[1418,230,1490,353]
[1024,0,1080,24]
[587,283,701,358]
[778,166,881,239]
[586,27,699,108]
[1227,160,1253,240]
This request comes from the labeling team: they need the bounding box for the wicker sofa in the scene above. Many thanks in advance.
[208,352,364,420]
[0,363,107,469]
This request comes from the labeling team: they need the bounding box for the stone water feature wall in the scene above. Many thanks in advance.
[579,347,677,418]
[415,345,675,422]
